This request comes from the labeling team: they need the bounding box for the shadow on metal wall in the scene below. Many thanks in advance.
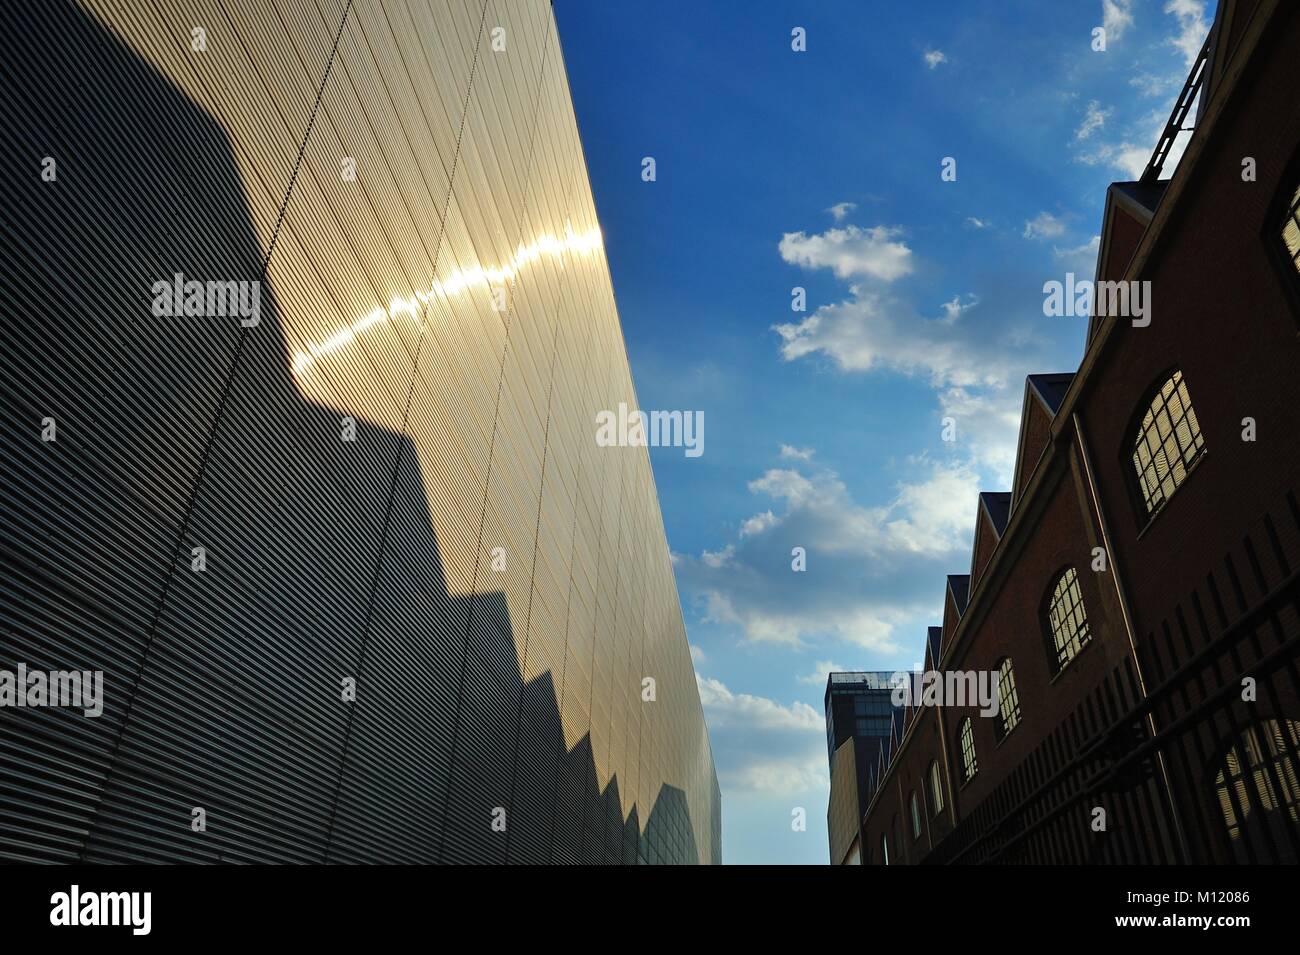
[0,0,700,865]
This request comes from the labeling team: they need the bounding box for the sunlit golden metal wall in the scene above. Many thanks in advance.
[0,0,719,864]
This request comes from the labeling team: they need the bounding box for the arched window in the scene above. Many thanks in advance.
[958,717,977,782]
[1045,567,1091,672]
[880,833,890,866]
[996,657,1021,738]
[909,791,922,839]
[1214,718,1300,851]
[929,760,945,816]
[1130,370,1205,517]
[1279,179,1300,277]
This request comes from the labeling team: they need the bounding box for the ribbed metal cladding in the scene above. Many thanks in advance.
[0,0,720,864]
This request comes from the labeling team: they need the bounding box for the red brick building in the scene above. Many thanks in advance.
[858,0,1300,865]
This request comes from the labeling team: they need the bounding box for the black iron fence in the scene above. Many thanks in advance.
[928,490,1300,864]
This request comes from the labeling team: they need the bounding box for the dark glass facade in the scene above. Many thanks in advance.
[825,672,902,863]
[0,0,719,864]
[825,672,901,766]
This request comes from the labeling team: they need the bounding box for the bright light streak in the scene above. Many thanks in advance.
[291,223,602,376]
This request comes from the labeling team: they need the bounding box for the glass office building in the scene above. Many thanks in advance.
[825,672,903,864]
[0,0,719,864]
[825,672,902,765]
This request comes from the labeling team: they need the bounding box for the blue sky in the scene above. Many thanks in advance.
[552,0,1210,864]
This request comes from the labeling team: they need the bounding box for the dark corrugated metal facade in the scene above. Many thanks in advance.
[0,0,720,864]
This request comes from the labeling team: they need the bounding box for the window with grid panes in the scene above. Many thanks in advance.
[1046,567,1092,672]
[1214,718,1300,841]
[996,658,1021,737]
[929,761,945,815]
[1131,370,1205,516]
[959,718,977,782]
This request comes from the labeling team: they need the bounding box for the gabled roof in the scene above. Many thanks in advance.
[978,491,1011,536]
[1027,373,1074,416]
[947,574,970,615]
[925,626,942,669]
[1111,179,1169,223]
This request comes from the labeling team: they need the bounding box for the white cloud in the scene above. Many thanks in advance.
[697,676,823,731]
[939,293,978,325]
[1023,211,1066,240]
[1076,3,1208,180]
[1165,0,1209,67]
[1130,72,1176,97]
[773,286,1026,389]
[749,468,816,507]
[779,225,914,282]
[938,386,1023,485]
[1076,138,1151,179]
[745,208,1056,654]
[1054,235,1102,277]
[923,49,947,70]
[696,676,828,794]
[1075,100,1109,141]
[1102,0,1135,41]
[779,444,814,461]
[965,216,990,229]
[1075,106,1192,180]
[739,510,778,538]
[675,459,981,648]
[826,201,856,222]
[797,660,848,686]
[701,544,735,568]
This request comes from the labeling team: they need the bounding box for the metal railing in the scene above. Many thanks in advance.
[924,489,1300,865]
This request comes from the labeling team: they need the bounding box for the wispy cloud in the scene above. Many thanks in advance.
[965,216,991,229]
[1165,0,1209,66]
[771,210,1048,488]
[1075,100,1109,141]
[1076,2,1209,180]
[1129,72,1177,97]
[675,459,980,648]
[923,49,947,70]
[1023,211,1066,240]
[779,444,815,461]
[739,510,778,538]
[1054,235,1102,277]
[826,201,856,222]
[797,660,848,686]
[939,294,979,325]
[937,386,1023,484]
[1102,0,1135,41]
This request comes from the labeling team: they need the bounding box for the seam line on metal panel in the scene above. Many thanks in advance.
[434,0,552,864]
[321,0,495,864]
[78,0,357,860]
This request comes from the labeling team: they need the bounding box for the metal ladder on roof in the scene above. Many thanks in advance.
[1140,34,1213,184]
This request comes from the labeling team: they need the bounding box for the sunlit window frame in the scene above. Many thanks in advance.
[1214,718,1300,842]
[1129,370,1206,519]
[958,717,978,783]
[996,657,1022,739]
[929,760,945,816]
[1281,182,1300,275]
[1046,567,1092,673]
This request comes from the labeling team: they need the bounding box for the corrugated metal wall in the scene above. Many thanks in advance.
[0,0,719,864]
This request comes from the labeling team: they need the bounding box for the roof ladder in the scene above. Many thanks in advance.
[1140,33,1212,184]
